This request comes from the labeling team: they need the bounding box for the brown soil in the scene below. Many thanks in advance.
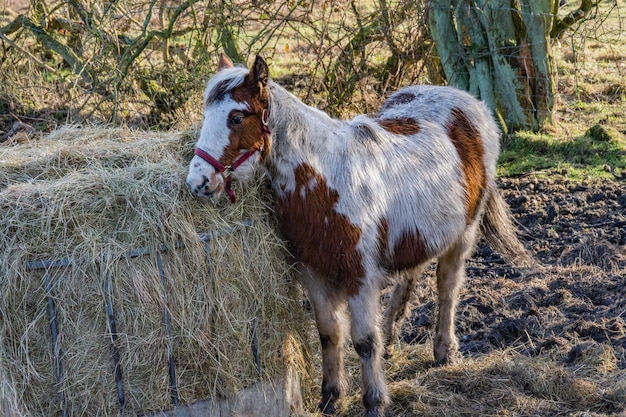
[402,174,626,371]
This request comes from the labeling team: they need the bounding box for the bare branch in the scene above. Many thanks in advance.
[551,0,601,39]
[1,15,92,84]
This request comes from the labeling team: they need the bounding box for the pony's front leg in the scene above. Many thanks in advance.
[301,269,348,415]
[317,307,348,415]
[348,282,390,417]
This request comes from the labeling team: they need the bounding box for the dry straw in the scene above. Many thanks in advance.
[0,126,311,416]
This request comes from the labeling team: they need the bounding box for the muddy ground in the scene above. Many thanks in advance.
[400,174,626,371]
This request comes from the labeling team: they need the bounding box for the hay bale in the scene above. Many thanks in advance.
[0,126,312,416]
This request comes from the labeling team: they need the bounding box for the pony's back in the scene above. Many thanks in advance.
[381,85,498,131]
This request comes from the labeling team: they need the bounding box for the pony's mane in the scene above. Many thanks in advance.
[203,66,249,107]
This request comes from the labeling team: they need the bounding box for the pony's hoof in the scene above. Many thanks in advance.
[320,405,337,416]
[319,398,338,416]
[433,349,461,367]
[364,406,386,417]
[433,336,460,366]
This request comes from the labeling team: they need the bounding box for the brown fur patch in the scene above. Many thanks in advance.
[377,219,430,271]
[379,92,416,113]
[446,108,486,223]
[220,108,266,165]
[377,118,421,136]
[277,164,365,295]
[219,71,271,165]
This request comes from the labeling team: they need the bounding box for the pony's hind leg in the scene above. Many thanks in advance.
[381,262,429,357]
[301,269,348,415]
[434,226,478,365]
[348,281,390,417]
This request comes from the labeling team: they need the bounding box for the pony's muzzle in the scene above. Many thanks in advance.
[186,171,224,200]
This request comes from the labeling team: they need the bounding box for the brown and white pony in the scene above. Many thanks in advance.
[186,54,531,417]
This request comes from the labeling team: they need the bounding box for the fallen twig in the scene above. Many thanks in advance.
[1,121,36,143]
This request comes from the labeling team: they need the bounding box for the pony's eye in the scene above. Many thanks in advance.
[230,114,243,125]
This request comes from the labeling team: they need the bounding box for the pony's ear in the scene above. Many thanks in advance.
[218,53,234,70]
[252,55,269,87]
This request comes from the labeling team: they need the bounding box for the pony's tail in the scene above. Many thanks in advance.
[480,187,535,269]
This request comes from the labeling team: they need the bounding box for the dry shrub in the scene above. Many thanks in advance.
[0,126,312,416]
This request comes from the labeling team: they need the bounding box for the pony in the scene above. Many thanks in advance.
[186,54,531,417]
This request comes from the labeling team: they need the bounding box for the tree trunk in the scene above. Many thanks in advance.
[428,0,558,132]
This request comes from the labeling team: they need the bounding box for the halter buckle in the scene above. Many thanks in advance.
[220,166,233,180]
[193,147,259,204]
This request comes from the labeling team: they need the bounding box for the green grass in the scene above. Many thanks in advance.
[498,129,626,180]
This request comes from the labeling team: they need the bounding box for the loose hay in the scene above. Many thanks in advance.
[0,126,312,416]
[339,344,626,416]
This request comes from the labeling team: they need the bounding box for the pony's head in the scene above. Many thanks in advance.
[186,54,271,202]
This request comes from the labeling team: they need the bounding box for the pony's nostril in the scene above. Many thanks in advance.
[188,175,211,196]
[195,176,210,194]
[189,175,221,199]
[203,188,215,198]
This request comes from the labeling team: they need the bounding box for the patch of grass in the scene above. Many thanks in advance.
[498,130,626,180]
[571,100,605,112]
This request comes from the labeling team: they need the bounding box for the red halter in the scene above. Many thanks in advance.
[194,147,259,203]
[194,109,271,203]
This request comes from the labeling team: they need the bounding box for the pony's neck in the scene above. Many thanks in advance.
[266,82,342,170]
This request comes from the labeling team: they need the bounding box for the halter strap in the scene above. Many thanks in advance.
[194,146,259,203]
